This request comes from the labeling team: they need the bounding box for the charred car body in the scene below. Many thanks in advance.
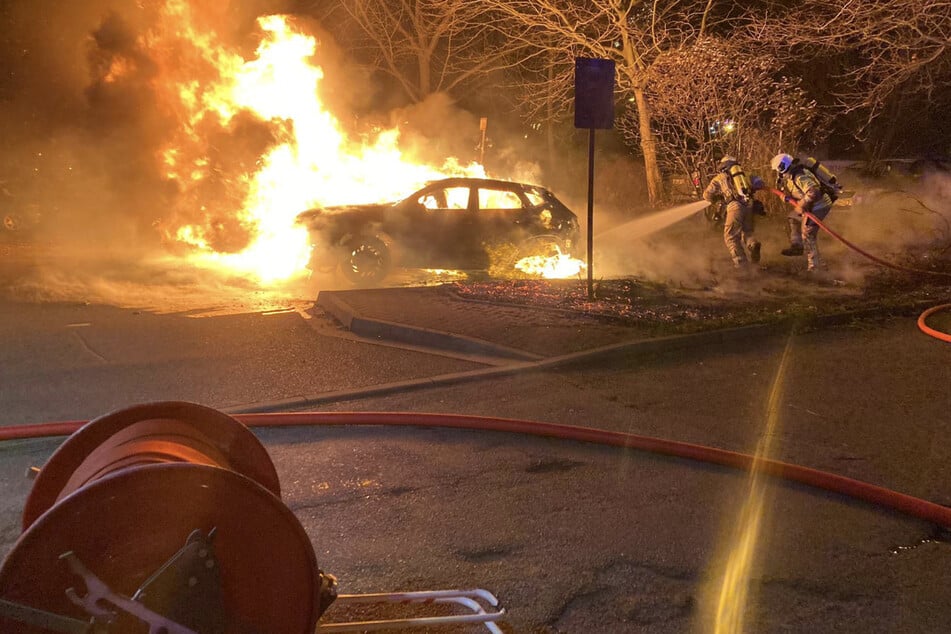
[296,177,580,284]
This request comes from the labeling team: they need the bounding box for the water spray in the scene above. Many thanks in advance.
[595,200,710,244]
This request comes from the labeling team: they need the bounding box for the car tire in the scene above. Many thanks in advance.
[3,213,22,232]
[517,234,570,259]
[339,235,392,286]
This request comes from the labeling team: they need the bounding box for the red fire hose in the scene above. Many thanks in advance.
[917,304,951,343]
[770,189,951,342]
[3,411,950,529]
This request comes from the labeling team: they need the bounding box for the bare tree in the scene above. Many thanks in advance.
[756,0,951,129]
[475,0,744,204]
[334,0,515,104]
[627,37,824,191]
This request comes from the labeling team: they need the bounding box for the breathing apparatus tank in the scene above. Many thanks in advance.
[727,163,753,203]
[801,156,841,201]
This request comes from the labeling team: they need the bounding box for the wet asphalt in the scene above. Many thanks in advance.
[0,287,949,632]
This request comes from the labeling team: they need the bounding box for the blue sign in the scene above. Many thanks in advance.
[574,58,616,130]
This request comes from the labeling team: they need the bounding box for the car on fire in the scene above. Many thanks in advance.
[295,177,581,285]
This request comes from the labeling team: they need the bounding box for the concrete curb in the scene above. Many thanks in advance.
[229,296,940,415]
[316,290,542,362]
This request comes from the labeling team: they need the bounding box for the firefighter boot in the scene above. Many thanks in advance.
[749,241,761,264]
[783,217,805,256]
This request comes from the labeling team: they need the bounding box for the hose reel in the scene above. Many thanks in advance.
[0,402,505,633]
[0,401,336,633]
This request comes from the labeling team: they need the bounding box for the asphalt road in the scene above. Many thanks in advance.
[0,290,948,632]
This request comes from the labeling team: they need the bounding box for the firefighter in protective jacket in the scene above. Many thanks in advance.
[771,153,833,271]
[703,156,762,267]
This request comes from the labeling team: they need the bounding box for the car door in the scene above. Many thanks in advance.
[470,183,532,268]
[398,183,477,268]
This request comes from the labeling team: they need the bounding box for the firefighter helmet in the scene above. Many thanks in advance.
[718,155,737,172]
[771,153,794,174]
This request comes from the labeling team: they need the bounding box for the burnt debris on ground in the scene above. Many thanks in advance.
[449,256,951,335]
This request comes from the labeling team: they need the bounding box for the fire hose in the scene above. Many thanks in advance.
[0,403,510,633]
[770,189,951,343]
[917,303,951,343]
[1,410,948,529]
[1,403,949,632]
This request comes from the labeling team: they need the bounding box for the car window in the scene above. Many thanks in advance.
[538,208,553,228]
[418,193,443,209]
[523,188,546,206]
[419,186,470,210]
[478,187,523,210]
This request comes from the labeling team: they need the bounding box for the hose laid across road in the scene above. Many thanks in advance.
[2,411,949,529]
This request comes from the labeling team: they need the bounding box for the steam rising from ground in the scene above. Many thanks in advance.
[588,169,951,295]
[0,242,317,316]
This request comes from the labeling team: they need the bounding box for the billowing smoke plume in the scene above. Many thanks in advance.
[0,0,298,250]
[0,0,341,309]
[0,0,547,309]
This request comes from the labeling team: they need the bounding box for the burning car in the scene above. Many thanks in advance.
[296,177,581,285]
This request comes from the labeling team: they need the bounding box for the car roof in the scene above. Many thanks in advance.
[423,177,547,191]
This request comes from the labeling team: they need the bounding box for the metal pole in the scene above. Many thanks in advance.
[479,117,488,166]
[586,128,595,300]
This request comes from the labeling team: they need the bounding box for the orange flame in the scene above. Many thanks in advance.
[150,2,482,283]
[515,245,586,279]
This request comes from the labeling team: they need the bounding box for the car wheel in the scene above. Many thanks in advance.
[339,235,392,286]
[518,234,569,259]
[3,213,21,232]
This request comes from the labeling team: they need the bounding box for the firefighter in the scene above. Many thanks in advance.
[771,153,833,271]
[702,156,761,267]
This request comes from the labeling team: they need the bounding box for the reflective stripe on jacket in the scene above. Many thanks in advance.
[703,172,747,205]
[781,168,832,213]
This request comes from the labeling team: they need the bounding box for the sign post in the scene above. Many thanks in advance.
[478,117,488,166]
[574,58,616,299]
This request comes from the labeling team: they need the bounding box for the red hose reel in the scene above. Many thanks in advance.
[0,401,336,633]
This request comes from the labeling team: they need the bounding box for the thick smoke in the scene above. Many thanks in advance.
[0,0,293,249]
[777,165,951,286]
[0,0,544,308]
[0,0,327,309]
